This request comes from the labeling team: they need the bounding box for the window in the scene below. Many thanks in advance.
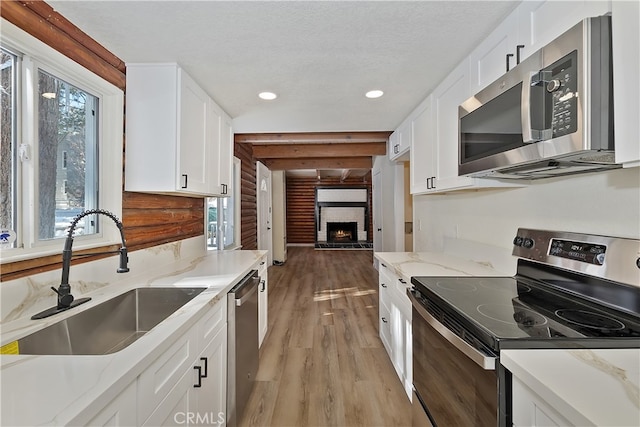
[0,19,123,262]
[207,158,240,250]
[1,47,17,248]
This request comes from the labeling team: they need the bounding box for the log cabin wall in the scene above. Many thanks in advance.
[235,143,258,250]
[1,1,204,282]
[286,174,373,244]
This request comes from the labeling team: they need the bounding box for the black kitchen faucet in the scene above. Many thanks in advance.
[31,209,130,320]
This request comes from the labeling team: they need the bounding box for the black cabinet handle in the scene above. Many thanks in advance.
[516,45,525,64]
[381,283,387,288]
[377,228,382,232]
[381,317,388,323]
[221,183,228,195]
[260,261,266,265]
[181,174,188,189]
[193,366,202,388]
[426,176,436,190]
[506,53,514,72]
[200,357,208,378]
[399,278,407,284]
[260,280,266,292]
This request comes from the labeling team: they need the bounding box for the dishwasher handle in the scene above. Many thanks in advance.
[231,271,259,307]
[236,283,258,306]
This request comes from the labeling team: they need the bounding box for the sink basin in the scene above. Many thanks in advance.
[17,287,206,355]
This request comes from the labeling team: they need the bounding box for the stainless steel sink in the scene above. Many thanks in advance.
[18,287,206,355]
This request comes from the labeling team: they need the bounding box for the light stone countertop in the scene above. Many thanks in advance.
[0,249,267,426]
[374,251,509,283]
[501,348,640,426]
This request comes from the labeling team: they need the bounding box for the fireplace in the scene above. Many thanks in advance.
[326,222,358,243]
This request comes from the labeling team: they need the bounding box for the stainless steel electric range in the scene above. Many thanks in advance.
[408,228,640,427]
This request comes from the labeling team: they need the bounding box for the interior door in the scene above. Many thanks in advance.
[256,161,273,265]
[373,168,383,254]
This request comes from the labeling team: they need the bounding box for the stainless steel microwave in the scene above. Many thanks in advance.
[458,15,618,179]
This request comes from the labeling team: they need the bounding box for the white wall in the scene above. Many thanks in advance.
[414,168,640,257]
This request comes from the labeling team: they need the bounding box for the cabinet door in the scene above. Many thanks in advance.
[517,1,610,55]
[218,115,234,196]
[208,101,223,194]
[138,329,197,424]
[410,96,436,194]
[379,298,392,357]
[191,324,228,427]
[612,0,640,165]
[469,15,518,94]
[433,60,475,189]
[389,122,411,161]
[178,69,210,194]
[85,380,137,426]
[142,373,191,427]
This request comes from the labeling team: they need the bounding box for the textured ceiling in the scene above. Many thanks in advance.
[47,0,520,134]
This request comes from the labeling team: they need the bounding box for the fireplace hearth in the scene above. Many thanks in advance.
[326,222,358,243]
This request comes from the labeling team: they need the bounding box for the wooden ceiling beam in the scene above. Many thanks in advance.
[235,131,391,144]
[252,142,386,159]
[263,157,372,170]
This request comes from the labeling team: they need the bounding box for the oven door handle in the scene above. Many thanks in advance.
[408,290,496,370]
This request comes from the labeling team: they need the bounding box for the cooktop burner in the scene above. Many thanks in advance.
[477,304,547,327]
[411,271,640,351]
[555,309,626,331]
[436,280,477,292]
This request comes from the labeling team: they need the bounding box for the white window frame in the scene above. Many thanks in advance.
[1,19,124,263]
[206,157,241,251]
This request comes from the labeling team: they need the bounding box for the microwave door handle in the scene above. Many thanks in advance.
[521,71,539,144]
[523,70,553,143]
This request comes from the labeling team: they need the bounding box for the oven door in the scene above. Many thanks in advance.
[409,289,499,427]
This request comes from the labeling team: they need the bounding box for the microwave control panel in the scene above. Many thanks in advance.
[544,50,578,138]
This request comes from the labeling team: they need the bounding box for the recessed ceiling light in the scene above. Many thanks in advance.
[365,90,384,99]
[258,91,277,100]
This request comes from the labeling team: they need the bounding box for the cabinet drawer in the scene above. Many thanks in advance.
[379,299,392,356]
[138,328,198,424]
[197,299,226,352]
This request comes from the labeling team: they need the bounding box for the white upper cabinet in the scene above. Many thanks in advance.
[470,1,612,95]
[433,59,475,190]
[612,0,640,166]
[410,95,436,194]
[389,120,411,161]
[468,12,519,95]
[125,63,232,197]
[208,103,233,196]
[178,70,211,194]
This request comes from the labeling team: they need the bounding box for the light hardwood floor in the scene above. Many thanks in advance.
[240,246,412,427]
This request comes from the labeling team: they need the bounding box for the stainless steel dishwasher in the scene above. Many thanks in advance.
[226,270,259,427]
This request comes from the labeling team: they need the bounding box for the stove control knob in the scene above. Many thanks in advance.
[594,253,605,265]
[523,238,534,249]
[636,257,640,269]
[513,236,523,246]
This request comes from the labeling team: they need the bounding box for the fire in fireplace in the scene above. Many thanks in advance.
[327,222,358,243]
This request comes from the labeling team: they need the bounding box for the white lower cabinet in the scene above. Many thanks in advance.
[139,299,228,426]
[512,376,573,427]
[86,380,137,426]
[258,257,269,347]
[378,263,412,401]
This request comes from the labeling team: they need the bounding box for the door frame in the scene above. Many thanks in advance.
[256,161,273,265]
